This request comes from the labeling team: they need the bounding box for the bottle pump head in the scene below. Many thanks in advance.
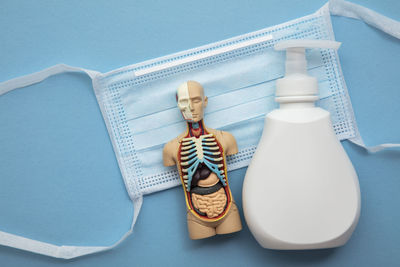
[274,39,341,103]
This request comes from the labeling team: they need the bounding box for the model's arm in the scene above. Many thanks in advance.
[163,140,177,166]
[221,131,238,156]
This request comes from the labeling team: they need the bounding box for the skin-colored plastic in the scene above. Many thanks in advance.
[163,81,242,239]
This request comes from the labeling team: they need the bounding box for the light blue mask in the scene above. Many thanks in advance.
[0,0,399,259]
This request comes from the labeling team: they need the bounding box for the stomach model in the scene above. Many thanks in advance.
[178,132,232,221]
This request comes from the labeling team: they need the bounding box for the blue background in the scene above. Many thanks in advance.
[0,0,399,266]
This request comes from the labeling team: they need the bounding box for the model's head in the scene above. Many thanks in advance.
[176,81,208,123]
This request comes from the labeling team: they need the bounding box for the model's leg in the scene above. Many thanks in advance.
[187,211,216,239]
[216,202,242,235]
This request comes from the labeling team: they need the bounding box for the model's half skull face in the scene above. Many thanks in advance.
[177,81,208,123]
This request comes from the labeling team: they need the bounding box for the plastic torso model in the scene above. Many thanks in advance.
[163,81,242,239]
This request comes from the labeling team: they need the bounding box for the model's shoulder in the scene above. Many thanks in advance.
[164,137,178,150]
[163,132,187,166]
[164,131,187,149]
[206,128,234,141]
[176,131,189,142]
[205,127,219,136]
[164,138,176,150]
[206,127,238,155]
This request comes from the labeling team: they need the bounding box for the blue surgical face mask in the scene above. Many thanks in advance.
[0,0,399,259]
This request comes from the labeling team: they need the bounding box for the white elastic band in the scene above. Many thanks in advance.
[0,64,144,259]
[329,0,400,152]
[349,137,400,153]
[0,196,142,259]
[329,0,400,39]
[0,64,99,96]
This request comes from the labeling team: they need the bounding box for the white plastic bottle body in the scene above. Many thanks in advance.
[243,106,361,250]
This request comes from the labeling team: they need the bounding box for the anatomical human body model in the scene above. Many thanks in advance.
[163,81,242,239]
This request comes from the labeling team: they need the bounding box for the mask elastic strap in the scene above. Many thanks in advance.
[0,64,99,96]
[329,0,400,39]
[329,0,400,152]
[0,196,142,259]
[0,64,144,259]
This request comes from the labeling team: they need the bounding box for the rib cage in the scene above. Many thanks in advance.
[179,133,226,191]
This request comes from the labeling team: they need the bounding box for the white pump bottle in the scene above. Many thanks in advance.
[242,40,361,250]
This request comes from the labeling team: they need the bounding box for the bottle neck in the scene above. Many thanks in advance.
[279,102,315,109]
[275,95,318,109]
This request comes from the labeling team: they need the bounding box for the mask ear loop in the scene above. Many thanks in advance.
[329,0,400,39]
[0,196,143,259]
[329,0,400,152]
[0,64,99,96]
[0,65,144,259]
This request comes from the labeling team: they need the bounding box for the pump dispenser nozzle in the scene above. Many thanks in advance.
[274,40,341,102]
